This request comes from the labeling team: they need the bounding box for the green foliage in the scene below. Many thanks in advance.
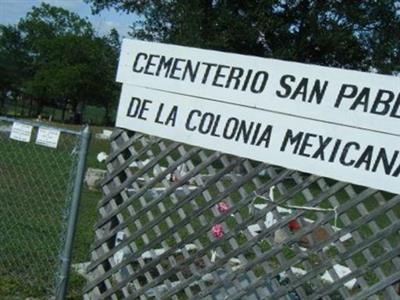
[0,3,120,124]
[86,0,400,74]
[0,25,30,106]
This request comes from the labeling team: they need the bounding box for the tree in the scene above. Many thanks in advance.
[85,0,400,74]
[0,25,31,113]
[18,3,95,120]
[0,3,121,123]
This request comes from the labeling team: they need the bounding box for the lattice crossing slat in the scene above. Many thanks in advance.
[84,130,400,299]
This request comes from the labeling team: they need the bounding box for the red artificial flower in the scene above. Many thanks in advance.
[288,219,301,231]
[217,201,229,213]
[212,223,224,238]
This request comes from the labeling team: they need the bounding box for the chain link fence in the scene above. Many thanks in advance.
[84,130,400,300]
[0,116,89,299]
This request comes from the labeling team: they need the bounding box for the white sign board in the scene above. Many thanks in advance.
[36,127,60,148]
[116,39,400,194]
[10,122,33,143]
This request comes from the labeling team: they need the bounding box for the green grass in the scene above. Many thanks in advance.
[0,131,76,297]
[0,121,110,299]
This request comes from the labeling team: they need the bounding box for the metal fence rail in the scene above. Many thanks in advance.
[0,117,89,299]
[84,129,400,299]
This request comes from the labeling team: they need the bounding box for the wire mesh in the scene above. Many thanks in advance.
[0,117,83,298]
[84,129,400,300]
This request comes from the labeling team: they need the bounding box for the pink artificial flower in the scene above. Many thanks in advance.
[217,201,229,214]
[212,223,224,238]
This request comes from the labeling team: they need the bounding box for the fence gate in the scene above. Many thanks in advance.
[0,117,90,299]
[84,129,400,299]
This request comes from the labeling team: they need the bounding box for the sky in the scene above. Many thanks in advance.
[0,0,136,37]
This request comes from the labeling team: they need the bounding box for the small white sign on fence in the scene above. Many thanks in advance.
[36,127,60,148]
[115,39,400,194]
[10,122,33,143]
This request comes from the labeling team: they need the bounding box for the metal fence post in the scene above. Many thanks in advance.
[56,126,91,300]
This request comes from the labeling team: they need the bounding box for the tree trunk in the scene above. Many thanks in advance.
[200,0,213,44]
[61,99,68,122]
[0,91,5,114]
[20,97,25,117]
[36,101,43,117]
[14,98,18,117]
[72,101,84,124]
[28,97,33,117]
